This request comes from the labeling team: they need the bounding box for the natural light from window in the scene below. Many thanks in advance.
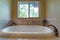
[18,2,39,18]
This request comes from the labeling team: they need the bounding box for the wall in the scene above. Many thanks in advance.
[11,0,46,19]
[45,0,60,34]
[0,0,11,30]
[11,0,46,25]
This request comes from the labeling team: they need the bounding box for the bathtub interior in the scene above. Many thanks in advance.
[1,25,54,33]
[0,25,56,38]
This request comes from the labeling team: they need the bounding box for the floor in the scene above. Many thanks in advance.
[0,38,60,40]
[0,33,60,40]
[0,37,60,40]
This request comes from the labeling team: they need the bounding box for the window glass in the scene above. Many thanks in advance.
[18,2,39,18]
[30,2,39,17]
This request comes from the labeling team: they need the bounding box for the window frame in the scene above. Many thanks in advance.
[11,0,46,20]
[18,1,40,19]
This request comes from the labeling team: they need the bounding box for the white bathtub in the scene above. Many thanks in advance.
[1,25,54,38]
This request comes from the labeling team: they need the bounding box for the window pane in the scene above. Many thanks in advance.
[30,2,39,17]
[18,3,29,18]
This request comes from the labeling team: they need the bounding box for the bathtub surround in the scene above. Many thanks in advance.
[0,0,11,30]
[0,25,53,38]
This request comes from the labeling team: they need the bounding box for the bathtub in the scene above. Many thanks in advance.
[1,25,54,38]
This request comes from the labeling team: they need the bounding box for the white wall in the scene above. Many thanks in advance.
[46,0,60,34]
[0,0,11,30]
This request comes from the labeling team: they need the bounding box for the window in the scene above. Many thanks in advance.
[18,1,39,18]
